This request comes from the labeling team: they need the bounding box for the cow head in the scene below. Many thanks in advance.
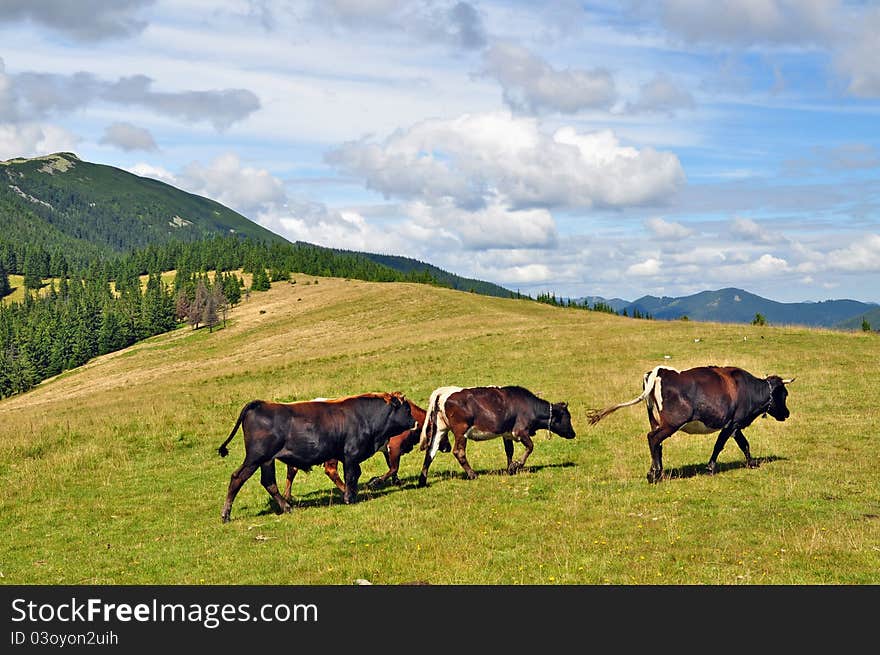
[550,402,577,439]
[387,393,417,432]
[765,376,792,421]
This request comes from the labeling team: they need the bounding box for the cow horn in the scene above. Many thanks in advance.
[782,377,796,385]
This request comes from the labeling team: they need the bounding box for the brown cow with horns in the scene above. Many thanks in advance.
[587,365,794,483]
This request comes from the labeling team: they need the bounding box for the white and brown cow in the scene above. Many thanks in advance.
[587,365,794,483]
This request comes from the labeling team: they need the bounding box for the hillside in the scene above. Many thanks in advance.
[624,287,877,328]
[0,152,512,300]
[0,152,285,262]
[1,275,878,585]
[836,306,880,331]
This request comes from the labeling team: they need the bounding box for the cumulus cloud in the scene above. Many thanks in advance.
[328,112,685,213]
[730,216,774,243]
[310,0,486,50]
[627,258,662,276]
[0,0,154,41]
[481,43,617,114]
[627,73,695,115]
[835,6,880,97]
[824,234,880,272]
[646,216,694,240]
[400,198,558,251]
[0,122,79,160]
[100,121,157,151]
[646,0,838,47]
[0,61,259,131]
[178,153,286,218]
[129,162,177,185]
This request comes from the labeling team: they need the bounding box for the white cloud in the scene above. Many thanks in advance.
[100,121,157,151]
[0,122,79,159]
[835,7,880,97]
[824,234,880,272]
[649,0,838,47]
[481,43,617,114]
[0,0,155,42]
[730,216,773,242]
[627,257,662,276]
[628,73,695,115]
[646,216,694,239]
[178,153,286,217]
[329,111,685,212]
[400,198,558,251]
[128,161,176,184]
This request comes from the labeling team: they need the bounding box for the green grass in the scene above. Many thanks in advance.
[1,276,878,585]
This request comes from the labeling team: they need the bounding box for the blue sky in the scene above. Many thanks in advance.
[1,1,879,303]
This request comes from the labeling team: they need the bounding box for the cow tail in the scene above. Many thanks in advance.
[587,367,662,426]
[217,400,262,457]
[419,390,442,451]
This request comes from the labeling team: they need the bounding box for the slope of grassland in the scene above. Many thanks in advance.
[0,276,878,585]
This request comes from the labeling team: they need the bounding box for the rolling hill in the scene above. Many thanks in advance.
[1,274,878,585]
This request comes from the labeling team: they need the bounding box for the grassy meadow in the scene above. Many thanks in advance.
[0,275,878,585]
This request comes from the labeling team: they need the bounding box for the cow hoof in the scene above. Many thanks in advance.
[221,514,230,523]
[706,463,717,475]
[466,472,478,480]
[747,459,760,469]
[417,476,428,488]
[366,476,383,489]
[507,463,522,475]
[646,471,661,484]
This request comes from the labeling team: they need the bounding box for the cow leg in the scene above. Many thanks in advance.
[503,438,514,472]
[452,433,478,480]
[733,429,760,468]
[342,460,361,504]
[646,427,675,483]
[324,460,347,493]
[368,446,398,489]
[508,434,534,475]
[707,426,735,475]
[418,428,447,487]
[221,462,259,523]
[260,462,292,514]
[283,465,298,502]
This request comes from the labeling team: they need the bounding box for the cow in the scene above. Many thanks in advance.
[282,400,427,498]
[417,385,576,487]
[586,365,794,483]
[217,392,415,522]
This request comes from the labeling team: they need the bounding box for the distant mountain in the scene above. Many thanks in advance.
[335,250,514,298]
[624,287,878,328]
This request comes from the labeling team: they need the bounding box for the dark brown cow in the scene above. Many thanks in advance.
[417,385,576,487]
[282,400,427,498]
[587,365,794,483]
[217,392,415,522]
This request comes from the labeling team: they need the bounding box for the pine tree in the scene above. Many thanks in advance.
[0,261,10,297]
[23,249,43,290]
[250,268,271,291]
[202,290,219,333]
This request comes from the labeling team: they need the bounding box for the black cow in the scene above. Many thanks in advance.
[417,385,576,487]
[587,365,794,483]
[217,392,415,522]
